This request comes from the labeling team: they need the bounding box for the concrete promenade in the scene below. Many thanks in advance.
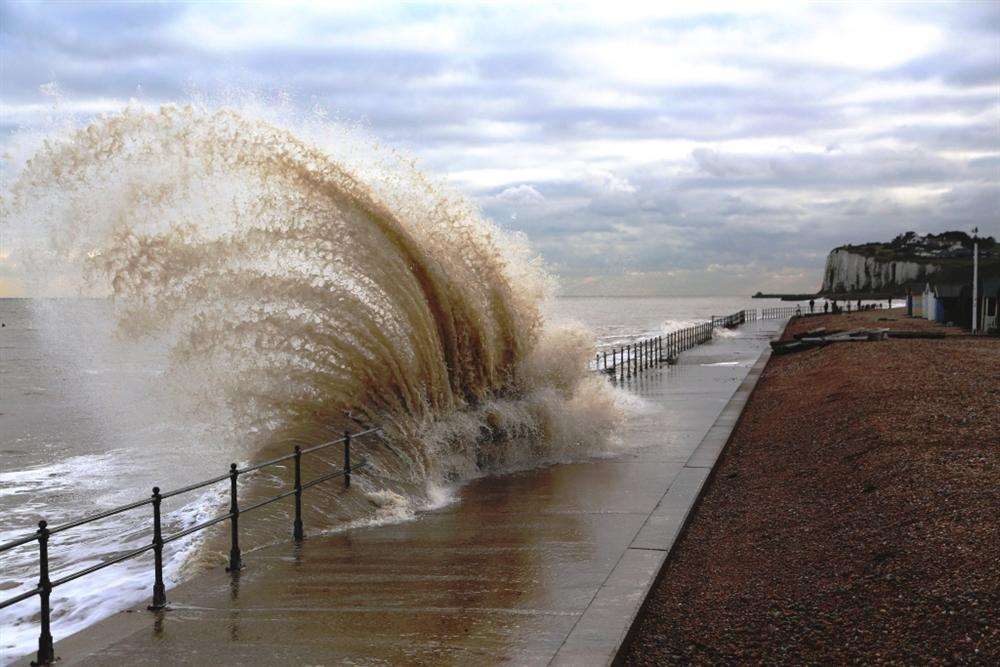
[36,319,785,666]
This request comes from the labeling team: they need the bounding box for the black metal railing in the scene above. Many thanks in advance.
[591,306,808,381]
[0,427,380,666]
[711,311,747,329]
[593,309,757,381]
[760,305,801,319]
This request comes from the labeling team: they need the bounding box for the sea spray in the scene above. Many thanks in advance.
[0,104,628,662]
[4,103,623,531]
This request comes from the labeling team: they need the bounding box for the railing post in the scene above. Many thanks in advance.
[602,350,607,371]
[226,463,242,572]
[344,431,351,489]
[293,446,304,541]
[33,520,54,666]
[148,487,167,610]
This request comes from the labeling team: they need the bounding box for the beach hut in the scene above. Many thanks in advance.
[911,288,924,318]
[920,283,945,323]
[921,284,933,322]
[979,276,1000,333]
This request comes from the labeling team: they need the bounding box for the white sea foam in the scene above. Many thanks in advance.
[0,472,226,664]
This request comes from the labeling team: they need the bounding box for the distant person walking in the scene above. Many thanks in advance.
[809,298,815,314]
[823,301,829,314]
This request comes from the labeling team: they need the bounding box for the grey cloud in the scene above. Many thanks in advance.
[685,147,981,189]
[2,2,998,295]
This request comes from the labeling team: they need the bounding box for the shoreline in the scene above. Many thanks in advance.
[622,309,999,663]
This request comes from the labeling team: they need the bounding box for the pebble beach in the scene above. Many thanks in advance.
[624,308,999,664]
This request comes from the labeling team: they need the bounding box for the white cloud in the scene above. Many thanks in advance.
[586,170,636,195]
[495,184,546,205]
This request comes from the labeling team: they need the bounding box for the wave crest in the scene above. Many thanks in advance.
[5,104,621,520]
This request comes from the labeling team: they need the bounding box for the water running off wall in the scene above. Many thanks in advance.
[1,105,626,660]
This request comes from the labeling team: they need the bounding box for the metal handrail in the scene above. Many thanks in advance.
[0,426,380,665]
[591,305,805,381]
[593,308,758,381]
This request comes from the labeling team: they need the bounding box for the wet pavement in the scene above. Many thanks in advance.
[37,320,784,666]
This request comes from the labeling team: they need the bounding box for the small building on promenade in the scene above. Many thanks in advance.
[979,277,999,333]
[907,277,1000,333]
[920,284,944,323]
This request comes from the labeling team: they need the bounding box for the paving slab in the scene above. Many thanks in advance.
[26,320,785,667]
[630,467,712,551]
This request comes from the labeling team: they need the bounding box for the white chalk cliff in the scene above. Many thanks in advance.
[821,249,937,293]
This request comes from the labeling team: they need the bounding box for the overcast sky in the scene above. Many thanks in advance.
[1,1,998,296]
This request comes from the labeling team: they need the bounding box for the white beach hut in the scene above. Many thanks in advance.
[921,283,938,322]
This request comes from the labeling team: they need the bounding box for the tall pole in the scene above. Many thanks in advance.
[972,227,979,333]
